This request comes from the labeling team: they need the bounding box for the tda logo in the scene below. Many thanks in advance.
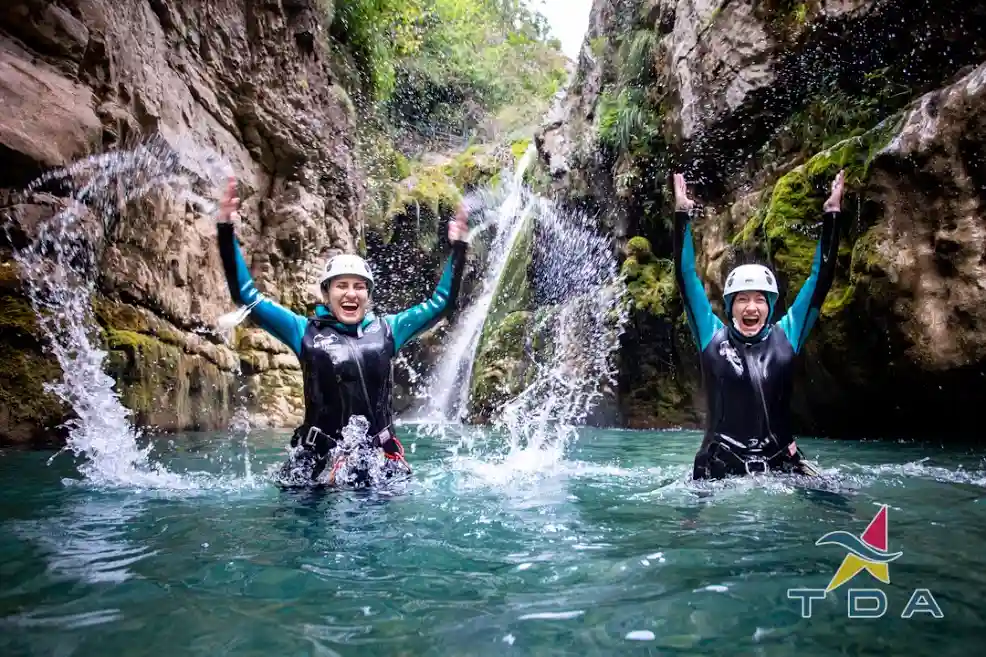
[787,504,943,619]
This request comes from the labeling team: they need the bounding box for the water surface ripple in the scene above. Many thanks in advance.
[2,428,985,656]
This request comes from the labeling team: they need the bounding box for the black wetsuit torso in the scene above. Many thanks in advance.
[298,317,395,442]
[672,209,840,479]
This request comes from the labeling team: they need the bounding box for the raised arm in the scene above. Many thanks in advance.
[387,241,467,351]
[672,173,723,351]
[777,170,845,354]
[387,207,468,351]
[215,179,306,355]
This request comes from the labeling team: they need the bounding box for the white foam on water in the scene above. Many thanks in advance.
[518,610,585,621]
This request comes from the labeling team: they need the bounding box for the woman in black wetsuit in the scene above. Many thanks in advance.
[671,170,845,480]
[215,179,468,487]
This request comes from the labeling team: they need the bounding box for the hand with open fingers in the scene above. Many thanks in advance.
[673,173,696,212]
[824,169,845,213]
[449,203,468,243]
[218,176,241,224]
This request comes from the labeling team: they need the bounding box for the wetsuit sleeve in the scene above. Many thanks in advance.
[672,210,724,351]
[216,222,306,356]
[386,241,466,351]
[777,211,841,354]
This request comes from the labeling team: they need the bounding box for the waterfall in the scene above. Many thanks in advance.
[409,144,629,468]
[412,144,539,423]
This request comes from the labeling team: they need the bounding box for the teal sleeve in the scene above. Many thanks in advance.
[672,211,724,351]
[777,211,840,354]
[386,243,465,351]
[217,223,306,356]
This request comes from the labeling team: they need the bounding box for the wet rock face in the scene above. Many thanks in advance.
[806,62,986,439]
[0,0,362,445]
[540,0,986,440]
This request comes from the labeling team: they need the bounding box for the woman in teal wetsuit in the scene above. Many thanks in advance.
[671,170,845,480]
[214,179,468,487]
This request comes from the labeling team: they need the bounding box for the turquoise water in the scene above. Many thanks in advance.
[1,428,985,656]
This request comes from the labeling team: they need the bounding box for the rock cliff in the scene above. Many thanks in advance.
[0,0,363,446]
[537,0,986,440]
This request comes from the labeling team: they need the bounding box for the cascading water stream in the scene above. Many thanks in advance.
[410,146,629,475]
[413,144,539,424]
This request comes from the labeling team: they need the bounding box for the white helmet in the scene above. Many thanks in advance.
[723,264,777,298]
[319,253,374,290]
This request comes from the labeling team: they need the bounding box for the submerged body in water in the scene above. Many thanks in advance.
[672,172,845,480]
[215,179,468,487]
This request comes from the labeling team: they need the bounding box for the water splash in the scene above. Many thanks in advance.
[324,415,392,488]
[272,415,400,489]
[406,147,628,479]
[412,144,540,425]
[6,132,235,488]
[453,196,629,481]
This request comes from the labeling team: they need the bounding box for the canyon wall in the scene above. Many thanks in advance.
[536,0,986,440]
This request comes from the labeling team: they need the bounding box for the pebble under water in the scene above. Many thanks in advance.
[1,428,985,657]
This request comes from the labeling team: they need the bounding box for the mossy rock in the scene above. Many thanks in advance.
[476,211,535,355]
[621,256,677,317]
[625,235,654,262]
[102,329,235,430]
[0,341,67,446]
[92,296,150,334]
[469,310,535,419]
[511,139,531,161]
[387,166,462,222]
[0,288,67,446]
[757,116,902,301]
[0,260,22,290]
[442,145,503,191]
[0,294,38,336]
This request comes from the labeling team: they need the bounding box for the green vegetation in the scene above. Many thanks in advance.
[736,114,902,308]
[764,66,915,164]
[0,285,66,443]
[596,89,662,155]
[334,0,565,257]
[469,310,534,418]
[328,0,567,129]
[619,236,678,316]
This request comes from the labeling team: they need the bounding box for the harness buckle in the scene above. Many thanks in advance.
[745,456,768,475]
[304,425,322,447]
[302,426,336,458]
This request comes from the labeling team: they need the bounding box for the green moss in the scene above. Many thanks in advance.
[102,329,186,418]
[384,165,461,237]
[469,310,534,417]
[92,296,149,333]
[589,36,606,58]
[0,342,66,435]
[625,236,653,261]
[483,212,535,335]
[732,207,767,246]
[760,116,902,299]
[0,295,37,336]
[0,260,21,290]
[511,139,531,162]
[442,145,502,190]
[621,257,676,316]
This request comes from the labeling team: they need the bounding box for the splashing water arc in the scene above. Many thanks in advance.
[7,133,236,488]
[416,143,540,424]
[411,143,629,468]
